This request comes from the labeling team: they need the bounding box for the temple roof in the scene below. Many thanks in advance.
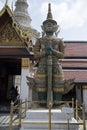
[64,41,87,58]
[62,41,87,83]
[0,4,31,58]
[61,60,87,68]
[0,4,27,45]
[63,71,87,83]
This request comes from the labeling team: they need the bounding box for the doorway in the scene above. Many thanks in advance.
[62,86,76,101]
[0,77,8,102]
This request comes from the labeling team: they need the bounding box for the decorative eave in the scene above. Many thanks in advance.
[0,4,33,45]
[0,5,24,43]
[0,46,30,58]
[0,3,32,58]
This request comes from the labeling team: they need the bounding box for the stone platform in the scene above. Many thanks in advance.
[20,108,79,130]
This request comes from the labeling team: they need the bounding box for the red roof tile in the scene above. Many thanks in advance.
[65,43,87,57]
[63,71,87,81]
[61,61,87,68]
[61,42,87,82]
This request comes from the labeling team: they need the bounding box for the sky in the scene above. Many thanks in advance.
[0,0,87,41]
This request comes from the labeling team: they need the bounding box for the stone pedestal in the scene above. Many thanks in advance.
[20,109,79,130]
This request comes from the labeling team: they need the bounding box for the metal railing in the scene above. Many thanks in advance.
[9,98,86,130]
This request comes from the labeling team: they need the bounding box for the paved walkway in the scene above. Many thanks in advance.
[0,114,20,130]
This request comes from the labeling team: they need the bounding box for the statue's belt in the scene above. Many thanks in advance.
[35,74,64,78]
[36,87,64,92]
[53,87,64,92]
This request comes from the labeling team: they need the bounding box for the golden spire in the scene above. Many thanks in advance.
[46,3,53,20]
[5,0,8,6]
[11,1,13,12]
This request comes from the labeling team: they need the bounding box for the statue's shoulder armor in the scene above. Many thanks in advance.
[39,37,47,43]
[55,38,64,44]
[52,38,61,43]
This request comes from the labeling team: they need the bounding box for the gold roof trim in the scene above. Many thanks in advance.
[12,21,33,40]
[0,42,25,46]
[0,3,13,17]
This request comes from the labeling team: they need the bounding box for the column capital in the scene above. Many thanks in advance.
[83,86,87,89]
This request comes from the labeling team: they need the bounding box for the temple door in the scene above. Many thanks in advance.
[0,77,8,102]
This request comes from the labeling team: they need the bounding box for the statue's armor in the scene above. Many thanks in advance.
[34,36,65,103]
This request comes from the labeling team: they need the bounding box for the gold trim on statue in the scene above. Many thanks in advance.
[36,88,47,92]
[35,74,47,78]
[53,74,64,78]
[53,87,64,92]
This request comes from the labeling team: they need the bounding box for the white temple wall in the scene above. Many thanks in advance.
[14,75,21,93]
[21,68,29,100]
[20,59,32,106]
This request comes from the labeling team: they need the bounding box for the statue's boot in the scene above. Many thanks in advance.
[38,92,47,107]
[35,73,47,107]
[53,92,62,107]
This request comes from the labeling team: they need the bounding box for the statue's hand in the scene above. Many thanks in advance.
[45,42,54,56]
[45,49,51,56]
[45,47,53,56]
[49,45,54,53]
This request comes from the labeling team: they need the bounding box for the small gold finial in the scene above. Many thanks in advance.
[5,0,8,6]
[47,3,53,20]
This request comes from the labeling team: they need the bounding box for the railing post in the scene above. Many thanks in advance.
[72,98,74,108]
[48,102,52,130]
[10,101,14,130]
[67,114,70,130]
[25,98,28,112]
[19,100,22,125]
[76,100,78,121]
[82,104,86,130]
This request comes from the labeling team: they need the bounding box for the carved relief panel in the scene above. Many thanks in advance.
[0,22,21,44]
